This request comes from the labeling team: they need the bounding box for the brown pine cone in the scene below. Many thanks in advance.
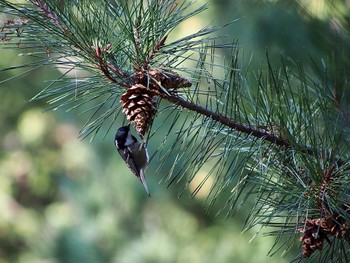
[121,84,156,136]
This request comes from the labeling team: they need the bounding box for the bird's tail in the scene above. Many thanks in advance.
[139,169,151,197]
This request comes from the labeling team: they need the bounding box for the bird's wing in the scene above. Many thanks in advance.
[117,144,151,197]
[117,147,141,177]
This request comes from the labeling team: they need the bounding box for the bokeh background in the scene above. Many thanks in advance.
[0,0,348,262]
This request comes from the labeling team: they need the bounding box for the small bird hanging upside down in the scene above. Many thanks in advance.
[115,124,151,197]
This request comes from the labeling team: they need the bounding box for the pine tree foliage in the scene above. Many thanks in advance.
[1,0,350,261]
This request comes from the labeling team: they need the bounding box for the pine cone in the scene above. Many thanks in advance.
[148,68,192,90]
[300,218,328,257]
[320,214,349,240]
[121,84,156,136]
[327,215,343,238]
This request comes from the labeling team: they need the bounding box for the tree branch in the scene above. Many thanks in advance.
[160,93,315,156]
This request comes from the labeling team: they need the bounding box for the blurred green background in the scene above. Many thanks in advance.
[0,0,348,262]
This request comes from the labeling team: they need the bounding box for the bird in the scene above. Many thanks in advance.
[115,124,151,197]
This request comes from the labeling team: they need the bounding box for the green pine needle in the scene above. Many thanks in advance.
[1,1,350,261]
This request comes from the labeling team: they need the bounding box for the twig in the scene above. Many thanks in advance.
[160,93,315,155]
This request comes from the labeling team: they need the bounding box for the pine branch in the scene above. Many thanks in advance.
[158,93,315,155]
[1,0,350,262]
